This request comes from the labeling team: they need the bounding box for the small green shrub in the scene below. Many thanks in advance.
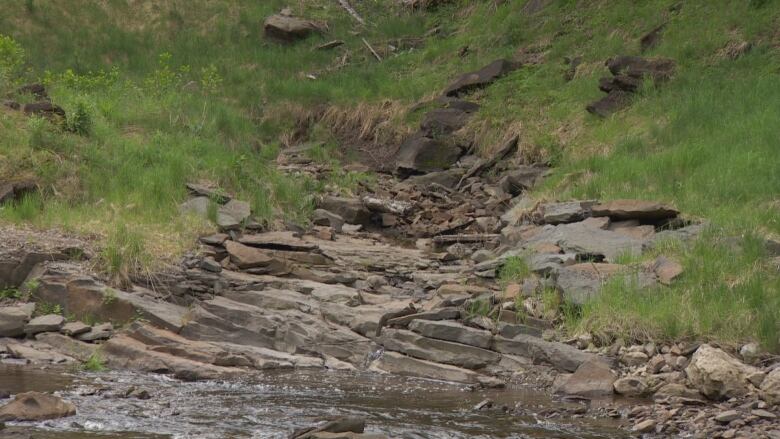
[35,301,63,316]
[65,99,93,136]
[0,34,25,84]
[82,352,107,372]
[100,223,149,287]
[498,256,531,285]
[0,288,22,300]
[466,298,492,318]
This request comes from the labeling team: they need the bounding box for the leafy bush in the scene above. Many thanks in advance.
[0,34,25,85]
[65,98,93,136]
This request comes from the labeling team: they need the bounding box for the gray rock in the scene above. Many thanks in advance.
[318,196,371,225]
[179,196,211,217]
[77,323,113,342]
[217,199,251,230]
[263,13,323,42]
[379,329,501,370]
[312,209,345,232]
[0,391,75,421]
[526,252,576,275]
[491,335,601,372]
[497,322,543,339]
[613,376,648,396]
[686,344,761,400]
[24,314,64,335]
[541,201,596,224]
[198,257,221,273]
[555,359,617,397]
[592,199,678,221]
[406,168,464,189]
[0,304,34,337]
[370,351,493,385]
[556,263,656,305]
[385,308,461,328]
[408,320,492,349]
[60,321,91,336]
[443,59,520,97]
[395,133,463,176]
[714,410,740,423]
[470,250,494,263]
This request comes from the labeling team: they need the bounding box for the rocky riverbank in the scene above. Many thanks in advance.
[1,131,779,437]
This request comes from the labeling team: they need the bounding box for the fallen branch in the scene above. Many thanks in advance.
[336,0,366,25]
[362,38,382,61]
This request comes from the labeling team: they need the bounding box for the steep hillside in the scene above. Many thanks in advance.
[1,0,778,349]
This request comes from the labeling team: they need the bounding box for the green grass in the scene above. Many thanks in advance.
[82,352,107,372]
[498,256,531,286]
[0,0,778,349]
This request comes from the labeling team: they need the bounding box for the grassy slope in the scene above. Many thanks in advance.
[0,0,778,348]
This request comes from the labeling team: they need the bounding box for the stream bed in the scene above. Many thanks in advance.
[1,364,628,438]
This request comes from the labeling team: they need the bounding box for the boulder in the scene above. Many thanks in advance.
[312,209,345,232]
[217,199,251,230]
[491,335,601,372]
[555,263,656,305]
[653,256,683,285]
[0,180,38,206]
[613,376,649,396]
[526,221,648,262]
[77,322,113,342]
[318,196,371,225]
[370,351,488,385]
[406,168,464,189]
[395,134,463,175]
[24,314,65,335]
[586,91,631,117]
[606,56,676,82]
[420,108,471,136]
[555,359,617,397]
[591,199,678,221]
[179,196,211,217]
[760,368,780,405]
[685,344,760,400]
[264,14,323,42]
[379,329,501,369]
[185,182,231,204]
[0,392,75,421]
[0,304,34,337]
[541,201,595,224]
[498,166,547,196]
[443,59,520,97]
[239,232,317,252]
[35,332,97,362]
[408,320,492,349]
[225,241,275,269]
[22,102,65,119]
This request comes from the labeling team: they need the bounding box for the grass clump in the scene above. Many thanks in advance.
[100,223,150,287]
[82,352,107,372]
[498,256,531,286]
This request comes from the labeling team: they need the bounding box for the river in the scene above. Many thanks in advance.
[0,364,628,439]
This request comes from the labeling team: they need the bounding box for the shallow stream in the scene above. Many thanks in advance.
[1,364,627,438]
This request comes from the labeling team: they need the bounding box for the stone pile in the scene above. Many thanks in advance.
[3,83,66,120]
[586,56,676,117]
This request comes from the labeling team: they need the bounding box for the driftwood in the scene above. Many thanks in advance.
[336,0,366,25]
[362,38,383,61]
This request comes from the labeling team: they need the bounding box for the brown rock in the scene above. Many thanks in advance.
[654,256,683,285]
[0,392,75,421]
[264,14,323,42]
[591,199,678,221]
[225,241,274,269]
[555,359,617,397]
[443,59,520,97]
[686,344,760,400]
